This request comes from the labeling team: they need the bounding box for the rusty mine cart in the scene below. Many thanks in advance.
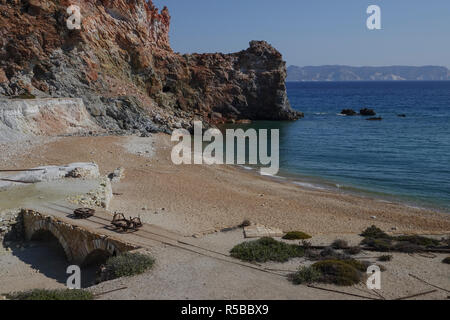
[73,208,95,219]
[111,212,143,232]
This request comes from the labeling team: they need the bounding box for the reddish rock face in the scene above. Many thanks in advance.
[0,0,302,133]
[0,69,7,83]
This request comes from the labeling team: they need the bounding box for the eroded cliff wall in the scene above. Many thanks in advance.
[0,0,302,134]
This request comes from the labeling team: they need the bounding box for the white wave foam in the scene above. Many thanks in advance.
[292,181,326,190]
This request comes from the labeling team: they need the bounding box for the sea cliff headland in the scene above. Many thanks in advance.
[0,0,301,136]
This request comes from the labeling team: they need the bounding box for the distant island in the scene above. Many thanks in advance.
[287,65,450,81]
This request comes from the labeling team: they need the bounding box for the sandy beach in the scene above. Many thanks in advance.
[1,133,449,300]
[3,133,448,236]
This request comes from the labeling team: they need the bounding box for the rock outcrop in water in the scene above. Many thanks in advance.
[340,109,357,116]
[359,108,376,116]
[0,0,302,134]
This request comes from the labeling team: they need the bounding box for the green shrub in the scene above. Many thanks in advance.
[361,237,393,252]
[395,235,440,247]
[290,266,322,285]
[304,249,321,260]
[282,231,312,240]
[230,237,305,263]
[442,257,450,264]
[332,239,349,249]
[343,259,367,272]
[360,226,442,253]
[393,242,423,253]
[378,255,393,262]
[361,225,391,239]
[319,247,350,261]
[101,252,155,281]
[6,289,93,300]
[312,260,363,286]
[345,246,362,255]
[300,240,313,249]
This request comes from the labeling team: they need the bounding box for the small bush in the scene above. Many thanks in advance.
[442,257,450,264]
[100,252,155,281]
[343,259,367,272]
[332,239,349,249]
[393,241,423,253]
[378,255,393,262]
[361,225,391,239]
[304,249,321,260]
[6,289,93,300]
[230,237,305,263]
[290,266,322,285]
[301,240,313,249]
[345,246,362,255]
[283,231,312,240]
[360,226,442,253]
[361,237,393,252]
[319,247,350,261]
[395,235,440,247]
[312,260,363,286]
[320,247,335,256]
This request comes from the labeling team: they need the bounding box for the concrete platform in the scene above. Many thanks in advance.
[244,224,284,238]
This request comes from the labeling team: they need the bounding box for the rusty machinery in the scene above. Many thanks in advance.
[73,208,95,219]
[111,212,143,232]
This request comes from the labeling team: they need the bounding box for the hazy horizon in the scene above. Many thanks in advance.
[287,64,450,68]
[153,0,450,69]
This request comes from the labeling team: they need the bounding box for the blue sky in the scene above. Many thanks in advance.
[152,0,450,68]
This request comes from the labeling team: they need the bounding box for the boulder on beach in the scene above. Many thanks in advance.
[360,108,377,116]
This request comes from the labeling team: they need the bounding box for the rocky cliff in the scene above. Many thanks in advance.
[0,0,301,134]
[0,98,102,142]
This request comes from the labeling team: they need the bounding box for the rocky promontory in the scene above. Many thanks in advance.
[0,0,302,134]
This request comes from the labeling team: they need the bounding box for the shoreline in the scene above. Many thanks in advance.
[2,133,448,237]
[236,164,450,216]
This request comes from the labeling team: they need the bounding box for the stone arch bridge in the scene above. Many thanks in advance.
[21,210,137,265]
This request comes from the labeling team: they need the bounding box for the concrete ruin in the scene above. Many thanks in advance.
[0,163,100,191]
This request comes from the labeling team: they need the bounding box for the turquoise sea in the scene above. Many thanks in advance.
[229,81,450,212]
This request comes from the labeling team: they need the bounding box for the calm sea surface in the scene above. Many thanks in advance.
[231,81,450,212]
